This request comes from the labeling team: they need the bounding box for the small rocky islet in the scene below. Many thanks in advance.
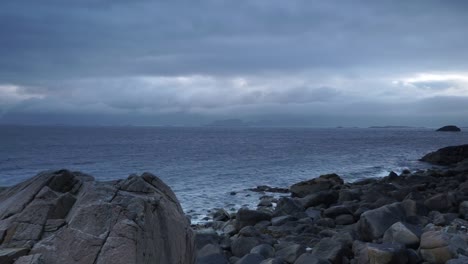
[0,145,467,263]
[194,144,468,264]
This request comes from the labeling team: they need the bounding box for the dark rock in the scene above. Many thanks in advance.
[0,248,30,264]
[232,236,261,257]
[312,237,350,264]
[260,258,286,264]
[304,208,322,221]
[251,244,275,259]
[382,222,421,248]
[436,125,461,132]
[421,144,468,165]
[460,201,468,219]
[290,174,343,198]
[0,170,195,264]
[196,228,221,249]
[299,190,338,208]
[446,255,468,264]
[249,186,289,194]
[236,253,265,264]
[424,193,456,212]
[236,208,272,230]
[316,218,335,228]
[197,244,229,264]
[323,205,352,218]
[338,188,362,202]
[273,198,304,217]
[335,214,355,225]
[294,253,331,264]
[213,208,231,221]
[271,216,297,226]
[275,244,305,264]
[239,226,261,237]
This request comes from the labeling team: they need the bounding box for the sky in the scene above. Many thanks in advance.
[1,0,468,127]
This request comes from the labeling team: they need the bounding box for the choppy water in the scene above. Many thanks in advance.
[1,125,467,222]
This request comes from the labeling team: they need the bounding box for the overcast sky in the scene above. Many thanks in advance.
[1,0,468,127]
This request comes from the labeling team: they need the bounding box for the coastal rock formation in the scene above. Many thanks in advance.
[194,145,468,264]
[421,144,468,165]
[436,125,461,132]
[0,170,195,264]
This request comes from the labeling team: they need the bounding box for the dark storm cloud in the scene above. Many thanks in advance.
[2,0,468,83]
[1,0,468,126]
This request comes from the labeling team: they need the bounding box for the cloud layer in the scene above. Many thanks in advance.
[1,0,468,126]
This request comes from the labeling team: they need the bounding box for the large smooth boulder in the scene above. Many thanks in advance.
[435,125,461,132]
[0,170,195,264]
[311,238,349,264]
[357,202,407,241]
[353,241,408,264]
[421,144,468,165]
[290,174,343,198]
[419,230,467,264]
[382,222,421,248]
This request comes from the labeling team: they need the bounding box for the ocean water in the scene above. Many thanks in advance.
[1,125,467,222]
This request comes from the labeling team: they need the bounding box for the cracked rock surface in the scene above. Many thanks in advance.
[0,170,195,264]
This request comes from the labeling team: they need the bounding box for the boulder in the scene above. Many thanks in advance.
[382,222,421,248]
[275,244,305,264]
[435,125,461,132]
[299,191,338,208]
[311,238,349,264]
[236,209,272,230]
[232,236,261,258]
[334,214,355,225]
[273,198,303,217]
[459,201,468,219]
[0,170,195,264]
[424,193,455,212]
[236,253,265,264]
[353,241,408,264]
[290,174,343,198]
[0,248,30,264]
[294,253,331,264]
[357,202,407,241]
[419,230,467,264]
[197,244,229,264]
[421,144,468,165]
[251,244,275,259]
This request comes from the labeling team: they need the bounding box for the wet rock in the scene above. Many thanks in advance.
[382,222,421,248]
[236,209,272,230]
[249,186,289,194]
[421,144,468,165]
[213,209,231,221]
[290,174,343,198]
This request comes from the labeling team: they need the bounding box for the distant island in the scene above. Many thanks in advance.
[204,119,250,127]
[368,126,424,129]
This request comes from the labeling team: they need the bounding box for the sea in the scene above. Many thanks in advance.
[1,125,467,222]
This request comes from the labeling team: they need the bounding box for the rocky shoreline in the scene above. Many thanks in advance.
[194,145,468,264]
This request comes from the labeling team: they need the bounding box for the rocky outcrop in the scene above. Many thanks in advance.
[436,125,461,132]
[194,149,468,264]
[0,170,195,264]
[421,144,468,165]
